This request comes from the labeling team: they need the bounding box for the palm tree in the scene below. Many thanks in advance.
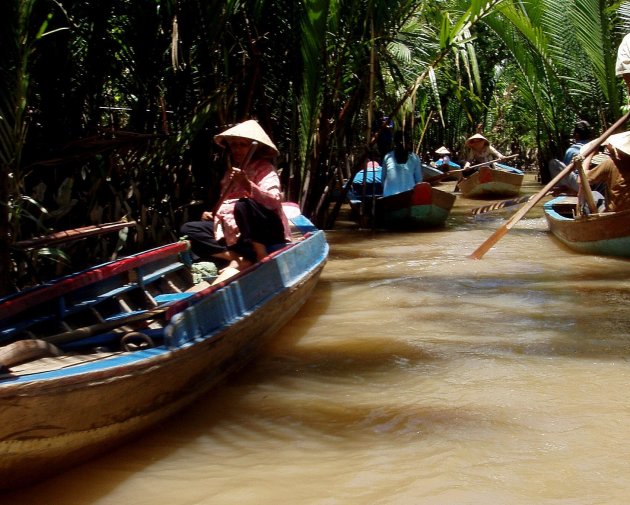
[4,0,628,294]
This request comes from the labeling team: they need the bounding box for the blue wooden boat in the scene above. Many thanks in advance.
[459,164,524,198]
[422,163,445,180]
[347,166,455,228]
[434,159,461,171]
[433,159,461,180]
[0,204,328,488]
[543,196,630,257]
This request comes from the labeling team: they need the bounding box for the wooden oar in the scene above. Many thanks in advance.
[212,141,259,215]
[471,195,534,215]
[450,153,520,177]
[13,220,136,250]
[465,153,519,171]
[469,111,630,260]
[0,305,175,370]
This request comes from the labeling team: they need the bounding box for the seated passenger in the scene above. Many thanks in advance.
[180,120,291,282]
[434,145,459,171]
[548,120,592,195]
[382,131,422,197]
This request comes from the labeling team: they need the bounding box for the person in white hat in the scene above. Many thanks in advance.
[461,133,504,172]
[433,145,460,172]
[451,133,505,191]
[585,131,630,212]
[180,119,291,281]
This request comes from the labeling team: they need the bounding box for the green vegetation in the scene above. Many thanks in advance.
[1,0,629,293]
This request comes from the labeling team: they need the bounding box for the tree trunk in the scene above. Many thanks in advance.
[0,165,11,295]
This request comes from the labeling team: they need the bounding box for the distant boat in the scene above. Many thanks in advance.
[459,163,524,198]
[347,166,455,228]
[422,163,446,181]
[0,204,328,489]
[434,158,461,180]
[435,159,461,169]
[543,196,630,257]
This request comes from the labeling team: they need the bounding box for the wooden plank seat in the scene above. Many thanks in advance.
[0,242,192,344]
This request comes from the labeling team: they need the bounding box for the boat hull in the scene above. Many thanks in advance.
[0,228,328,488]
[460,166,524,198]
[376,183,456,228]
[544,196,630,257]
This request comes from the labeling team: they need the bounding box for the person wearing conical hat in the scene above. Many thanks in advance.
[451,133,505,191]
[462,133,504,171]
[435,146,451,156]
[180,119,291,282]
[616,32,630,93]
[585,131,630,212]
[433,145,460,172]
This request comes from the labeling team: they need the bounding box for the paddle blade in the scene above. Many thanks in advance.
[469,226,509,259]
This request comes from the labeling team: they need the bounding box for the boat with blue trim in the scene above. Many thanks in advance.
[0,204,328,488]
[543,196,630,257]
[346,165,455,229]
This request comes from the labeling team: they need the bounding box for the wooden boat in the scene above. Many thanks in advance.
[421,163,445,182]
[0,204,328,489]
[459,164,524,198]
[433,159,461,180]
[543,196,630,257]
[375,182,456,228]
[347,167,455,229]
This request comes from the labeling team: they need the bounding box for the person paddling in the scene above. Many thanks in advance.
[180,120,291,283]
[454,133,505,191]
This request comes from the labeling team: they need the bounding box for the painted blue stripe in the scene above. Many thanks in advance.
[1,228,328,386]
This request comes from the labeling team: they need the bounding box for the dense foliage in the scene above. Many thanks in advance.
[1,0,629,293]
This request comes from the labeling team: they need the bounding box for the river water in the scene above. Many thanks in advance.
[5,175,630,504]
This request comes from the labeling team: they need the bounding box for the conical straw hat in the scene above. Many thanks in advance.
[605,131,630,157]
[465,133,489,147]
[214,119,279,156]
[435,146,451,155]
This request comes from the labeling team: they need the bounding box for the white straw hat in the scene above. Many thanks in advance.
[465,133,489,147]
[605,131,630,157]
[214,119,279,156]
[435,146,451,155]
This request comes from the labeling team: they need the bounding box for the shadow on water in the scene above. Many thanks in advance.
[7,182,630,500]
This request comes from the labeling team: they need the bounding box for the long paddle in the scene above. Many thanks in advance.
[0,306,174,370]
[469,111,630,260]
[449,153,520,178]
[44,306,172,346]
[466,153,519,171]
[575,153,598,215]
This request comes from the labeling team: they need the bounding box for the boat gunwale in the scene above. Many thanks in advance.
[0,229,328,390]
